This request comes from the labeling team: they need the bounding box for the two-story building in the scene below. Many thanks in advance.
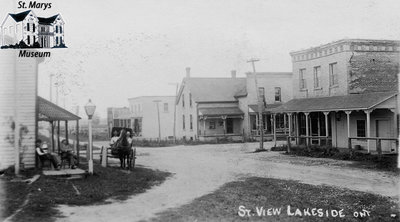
[176,68,246,141]
[1,10,65,48]
[128,96,175,140]
[273,39,399,153]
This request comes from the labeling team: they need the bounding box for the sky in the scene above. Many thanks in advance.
[1,0,400,118]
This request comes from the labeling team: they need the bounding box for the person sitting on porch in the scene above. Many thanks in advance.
[60,139,77,169]
[36,139,61,170]
[110,130,119,146]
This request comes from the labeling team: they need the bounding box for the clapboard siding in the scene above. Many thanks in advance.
[0,51,39,170]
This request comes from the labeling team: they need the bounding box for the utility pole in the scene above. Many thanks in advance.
[169,83,179,144]
[247,58,264,150]
[153,100,162,142]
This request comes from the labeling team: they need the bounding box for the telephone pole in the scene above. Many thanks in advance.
[247,58,264,150]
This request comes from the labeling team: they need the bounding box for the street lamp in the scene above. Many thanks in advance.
[84,99,96,175]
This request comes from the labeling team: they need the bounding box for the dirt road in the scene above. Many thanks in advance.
[57,142,399,222]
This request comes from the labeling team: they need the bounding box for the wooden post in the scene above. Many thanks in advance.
[101,146,107,167]
[51,121,55,152]
[345,111,352,150]
[288,113,292,138]
[283,114,287,135]
[76,120,80,165]
[203,118,206,136]
[287,135,291,153]
[65,121,68,142]
[295,113,299,145]
[377,139,382,160]
[57,120,61,154]
[273,114,277,143]
[323,112,329,146]
[364,110,371,153]
[305,112,310,147]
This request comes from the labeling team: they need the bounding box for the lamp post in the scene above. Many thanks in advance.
[84,99,96,175]
[153,100,162,142]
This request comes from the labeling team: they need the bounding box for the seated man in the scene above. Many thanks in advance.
[60,139,77,169]
[110,130,120,146]
[36,139,61,170]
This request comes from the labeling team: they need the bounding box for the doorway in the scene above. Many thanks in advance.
[226,118,234,134]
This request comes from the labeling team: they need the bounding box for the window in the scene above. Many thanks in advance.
[56,36,58,45]
[60,26,62,33]
[190,115,193,130]
[163,103,168,112]
[33,24,35,32]
[60,37,63,44]
[27,23,30,31]
[356,120,366,137]
[27,35,30,45]
[182,115,185,130]
[55,26,58,33]
[329,63,338,86]
[182,94,185,107]
[313,66,321,88]
[41,27,45,32]
[209,121,216,129]
[274,87,281,102]
[299,69,306,89]
[189,93,192,107]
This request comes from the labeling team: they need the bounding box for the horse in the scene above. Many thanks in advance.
[117,145,132,169]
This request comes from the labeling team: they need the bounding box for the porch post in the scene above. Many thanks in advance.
[305,112,310,146]
[391,108,398,153]
[323,112,329,146]
[51,121,55,152]
[364,110,371,153]
[273,114,277,142]
[65,120,68,143]
[76,120,80,165]
[283,114,287,135]
[295,113,299,145]
[57,120,61,154]
[222,116,227,136]
[345,111,352,147]
[203,117,207,136]
[288,113,292,144]
[256,114,259,136]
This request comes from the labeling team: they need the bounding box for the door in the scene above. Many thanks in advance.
[226,118,234,134]
[376,120,392,152]
[310,114,320,144]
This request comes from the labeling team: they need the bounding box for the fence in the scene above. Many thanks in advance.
[348,137,398,158]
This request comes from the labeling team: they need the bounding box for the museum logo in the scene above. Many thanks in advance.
[1,7,66,57]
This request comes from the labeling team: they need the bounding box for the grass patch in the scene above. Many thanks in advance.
[151,177,399,222]
[1,163,171,222]
[284,145,399,172]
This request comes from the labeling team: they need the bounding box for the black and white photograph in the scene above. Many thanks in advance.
[0,0,399,221]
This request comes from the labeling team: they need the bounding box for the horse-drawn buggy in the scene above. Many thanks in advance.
[100,127,136,169]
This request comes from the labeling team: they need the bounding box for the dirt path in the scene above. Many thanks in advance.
[57,142,399,222]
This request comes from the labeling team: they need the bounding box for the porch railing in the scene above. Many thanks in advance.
[348,137,399,158]
[286,135,332,153]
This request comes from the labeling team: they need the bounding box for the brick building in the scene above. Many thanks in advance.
[274,39,399,152]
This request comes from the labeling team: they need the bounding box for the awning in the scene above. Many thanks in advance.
[248,103,282,113]
[271,92,397,113]
[38,96,81,121]
[198,107,244,116]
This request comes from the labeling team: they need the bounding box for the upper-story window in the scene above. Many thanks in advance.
[32,24,35,32]
[55,26,58,33]
[299,68,306,89]
[313,66,321,88]
[27,23,30,31]
[189,93,192,107]
[60,26,63,33]
[274,87,281,102]
[329,63,338,86]
[163,103,169,112]
[182,94,185,107]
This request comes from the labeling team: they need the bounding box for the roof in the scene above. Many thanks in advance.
[112,108,131,119]
[198,107,244,116]
[248,103,283,113]
[8,10,31,22]
[38,14,59,24]
[38,96,81,121]
[179,78,246,103]
[271,92,397,113]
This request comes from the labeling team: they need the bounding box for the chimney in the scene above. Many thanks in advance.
[186,67,191,78]
[231,70,237,78]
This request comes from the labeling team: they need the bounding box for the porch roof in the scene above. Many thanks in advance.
[248,103,283,113]
[198,107,244,116]
[38,96,81,121]
[271,92,397,113]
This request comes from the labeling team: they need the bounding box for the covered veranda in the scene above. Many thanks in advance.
[37,96,81,167]
[198,107,244,141]
[271,92,399,153]
[248,104,288,140]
